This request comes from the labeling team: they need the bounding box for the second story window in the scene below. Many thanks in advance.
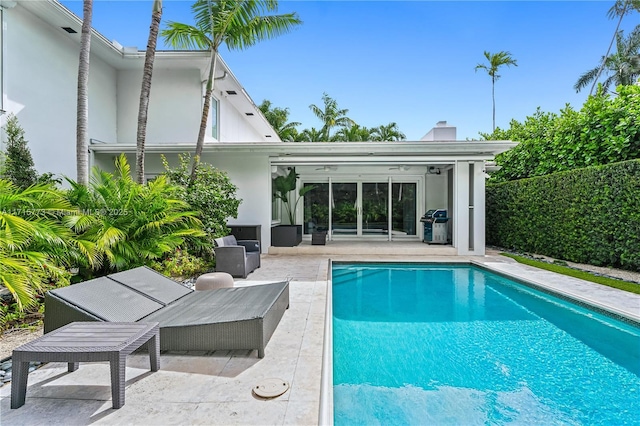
[211,96,219,140]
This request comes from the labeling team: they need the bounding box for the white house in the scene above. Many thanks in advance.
[1,0,516,255]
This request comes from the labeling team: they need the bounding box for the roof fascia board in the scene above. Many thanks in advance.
[89,140,517,157]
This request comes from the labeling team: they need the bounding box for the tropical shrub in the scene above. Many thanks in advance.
[483,85,640,182]
[66,154,205,276]
[162,153,241,257]
[486,159,640,271]
[0,180,75,315]
[273,167,315,224]
[150,247,210,279]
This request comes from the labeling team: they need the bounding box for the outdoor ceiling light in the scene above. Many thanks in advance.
[428,166,441,175]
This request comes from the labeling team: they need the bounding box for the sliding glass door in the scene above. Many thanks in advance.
[362,182,388,235]
[331,183,357,235]
[302,179,418,239]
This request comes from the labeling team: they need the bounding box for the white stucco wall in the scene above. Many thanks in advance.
[115,72,266,144]
[218,94,265,142]
[425,174,448,211]
[2,4,117,180]
[116,69,202,144]
[453,160,486,255]
[204,152,271,250]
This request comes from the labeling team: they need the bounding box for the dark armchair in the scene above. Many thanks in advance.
[214,235,260,278]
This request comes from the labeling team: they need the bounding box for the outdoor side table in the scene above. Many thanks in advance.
[11,321,160,409]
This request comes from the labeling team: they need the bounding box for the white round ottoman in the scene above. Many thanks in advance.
[195,272,234,290]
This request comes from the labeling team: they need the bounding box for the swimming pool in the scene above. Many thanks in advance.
[330,263,640,425]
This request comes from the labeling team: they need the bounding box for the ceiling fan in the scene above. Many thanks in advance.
[316,166,337,171]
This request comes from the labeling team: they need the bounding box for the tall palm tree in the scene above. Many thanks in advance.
[136,0,163,184]
[576,28,640,94]
[333,124,372,142]
[475,50,518,131]
[296,127,323,142]
[589,0,640,95]
[309,93,354,141]
[76,0,93,186]
[258,99,301,141]
[162,0,302,182]
[371,122,406,141]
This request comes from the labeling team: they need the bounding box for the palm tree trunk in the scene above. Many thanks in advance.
[76,0,93,186]
[590,1,628,96]
[492,75,496,132]
[190,49,217,183]
[136,0,162,184]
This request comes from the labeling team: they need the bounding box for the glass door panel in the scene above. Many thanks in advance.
[392,183,417,236]
[303,183,329,234]
[362,182,389,236]
[332,183,357,235]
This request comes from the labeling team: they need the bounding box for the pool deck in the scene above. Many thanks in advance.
[1,247,638,425]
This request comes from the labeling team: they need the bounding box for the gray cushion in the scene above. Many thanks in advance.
[215,235,238,247]
[50,277,163,322]
[108,266,192,305]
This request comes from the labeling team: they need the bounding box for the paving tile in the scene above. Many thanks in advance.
[288,356,323,403]
[0,396,111,425]
[284,398,320,426]
[192,400,288,425]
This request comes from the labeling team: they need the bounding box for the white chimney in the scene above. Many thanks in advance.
[421,121,457,141]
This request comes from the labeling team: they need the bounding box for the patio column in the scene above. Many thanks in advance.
[454,160,485,255]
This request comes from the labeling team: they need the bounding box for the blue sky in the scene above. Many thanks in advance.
[61,1,638,140]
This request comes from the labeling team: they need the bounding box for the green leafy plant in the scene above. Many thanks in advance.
[162,153,241,258]
[483,85,640,182]
[1,114,38,189]
[273,167,315,224]
[150,247,210,279]
[0,180,75,314]
[66,154,205,276]
[486,159,640,271]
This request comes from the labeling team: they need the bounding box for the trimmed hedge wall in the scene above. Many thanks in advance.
[486,159,640,271]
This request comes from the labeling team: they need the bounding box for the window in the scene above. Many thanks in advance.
[211,96,219,140]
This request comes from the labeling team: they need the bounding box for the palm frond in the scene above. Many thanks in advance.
[574,66,601,92]
[162,22,212,50]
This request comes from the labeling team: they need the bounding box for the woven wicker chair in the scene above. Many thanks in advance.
[44,267,289,358]
[214,235,261,278]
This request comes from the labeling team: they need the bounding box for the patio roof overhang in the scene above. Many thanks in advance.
[90,140,517,164]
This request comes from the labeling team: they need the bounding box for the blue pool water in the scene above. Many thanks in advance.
[332,263,640,425]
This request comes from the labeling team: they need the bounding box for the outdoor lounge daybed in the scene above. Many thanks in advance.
[44,266,289,358]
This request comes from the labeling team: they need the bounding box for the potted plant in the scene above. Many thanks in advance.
[271,168,315,246]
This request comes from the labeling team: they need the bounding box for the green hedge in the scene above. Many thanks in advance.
[486,159,640,271]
